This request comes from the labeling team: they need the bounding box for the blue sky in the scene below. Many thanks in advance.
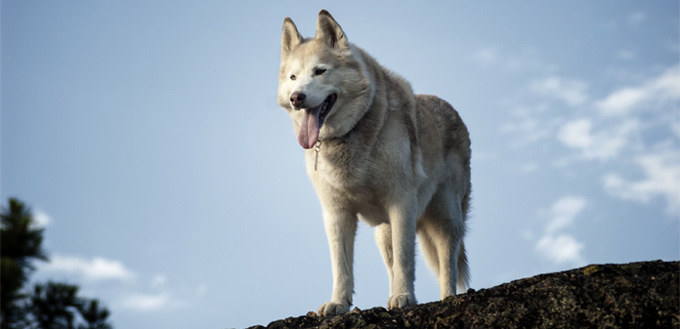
[2,1,678,328]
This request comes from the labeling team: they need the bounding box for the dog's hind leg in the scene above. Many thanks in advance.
[420,187,467,299]
[416,221,440,280]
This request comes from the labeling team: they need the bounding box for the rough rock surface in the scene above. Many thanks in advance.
[247,260,679,329]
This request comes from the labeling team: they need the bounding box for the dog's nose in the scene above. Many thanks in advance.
[290,92,306,107]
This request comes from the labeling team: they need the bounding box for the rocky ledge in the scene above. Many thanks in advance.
[248,260,679,329]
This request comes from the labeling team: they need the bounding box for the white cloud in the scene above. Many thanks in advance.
[558,119,592,149]
[627,11,646,26]
[471,46,557,74]
[501,117,549,146]
[32,210,52,228]
[535,196,587,266]
[604,148,680,213]
[536,234,586,265]
[151,274,168,288]
[195,284,208,296]
[617,49,635,60]
[41,255,134,281]
[672,122,680,139]
[597,88,647,115]
[546,196,587,234]
[520,162,539,174]
[117,283,206,313]
[472,47,498,67]
[551,64,679,214]
[596,66,680,116]
[558,118,639,160]
[531,77,588,106]
[120,293,170,312]
[501,104,553,147]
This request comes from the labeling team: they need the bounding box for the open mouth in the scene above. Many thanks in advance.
[318,93,337,124]
[297,93,337,149]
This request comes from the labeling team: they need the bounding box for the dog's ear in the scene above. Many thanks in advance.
[315,10,349,50]
[281,17,303,59]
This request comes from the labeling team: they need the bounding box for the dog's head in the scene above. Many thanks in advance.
[278,10,373,149]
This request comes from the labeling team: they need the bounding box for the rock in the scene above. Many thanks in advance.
[247,260,679,329]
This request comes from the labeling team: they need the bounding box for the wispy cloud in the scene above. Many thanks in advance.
[501,104,553,147]
[604,147,680,214]
[501,117,549,146]
[37,252,205,314]
[470,46,557,74]
[32,209,53,228]
[117,283,207,313]
[627,11,646,26]
[150,274,168,288]
[536,196,587,266]
[617,49,635,61]
[120,293,172,312]
[536,234,585,265]
[40,255,135,282]
[546,196,587,234]
[553,65,679,213]
[520,162,539,174]
[557,118,640,160]
[471,47,498,67]
[596,65,680,116]
[505,65,677,160]
[531,77,589,106]
[672,122,680,139]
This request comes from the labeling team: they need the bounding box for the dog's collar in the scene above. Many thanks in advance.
[314,140,322,171]
[320,120,360,143]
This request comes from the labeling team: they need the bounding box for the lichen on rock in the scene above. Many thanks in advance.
[248,261,679,329]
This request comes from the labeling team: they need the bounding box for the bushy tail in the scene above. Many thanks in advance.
[456,242,470,293]
[457,180,471,294]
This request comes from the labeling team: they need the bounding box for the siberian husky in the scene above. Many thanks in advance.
[277,10,472,316]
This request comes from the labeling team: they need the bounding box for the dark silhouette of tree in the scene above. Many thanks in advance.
[77,300,112,329]
[1,198,113,329]
[1,198,48,329]
[30,282,80,329]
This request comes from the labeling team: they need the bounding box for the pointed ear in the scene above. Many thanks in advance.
[315,10,349,50]
[281,17,303,59]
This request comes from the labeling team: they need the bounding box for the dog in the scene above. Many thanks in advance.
[277,10,471,316]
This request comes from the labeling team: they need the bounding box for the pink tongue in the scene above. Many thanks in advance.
[297,108,320,149]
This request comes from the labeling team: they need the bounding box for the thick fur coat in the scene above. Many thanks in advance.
[277,10,472,316]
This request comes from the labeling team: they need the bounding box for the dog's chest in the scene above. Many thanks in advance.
[317,153,400,203]
[313,158,398,227]
[306,147,370,190]
[314,158,372,196]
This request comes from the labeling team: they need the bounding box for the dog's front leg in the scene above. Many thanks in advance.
[317,209,358,316]
[387,202,417,309]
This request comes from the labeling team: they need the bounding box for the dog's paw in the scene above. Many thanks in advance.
[317,301,350,316]
[387,293,416,310]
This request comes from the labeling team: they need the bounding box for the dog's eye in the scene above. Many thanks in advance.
[315,68,327,76]
[290,74,296,81]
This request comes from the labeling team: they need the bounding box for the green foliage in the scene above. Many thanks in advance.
[1,198,113,329]
[77,300,112,329]
[1,198,48,329]
[30,282,80,329]
[1,198,49,267]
